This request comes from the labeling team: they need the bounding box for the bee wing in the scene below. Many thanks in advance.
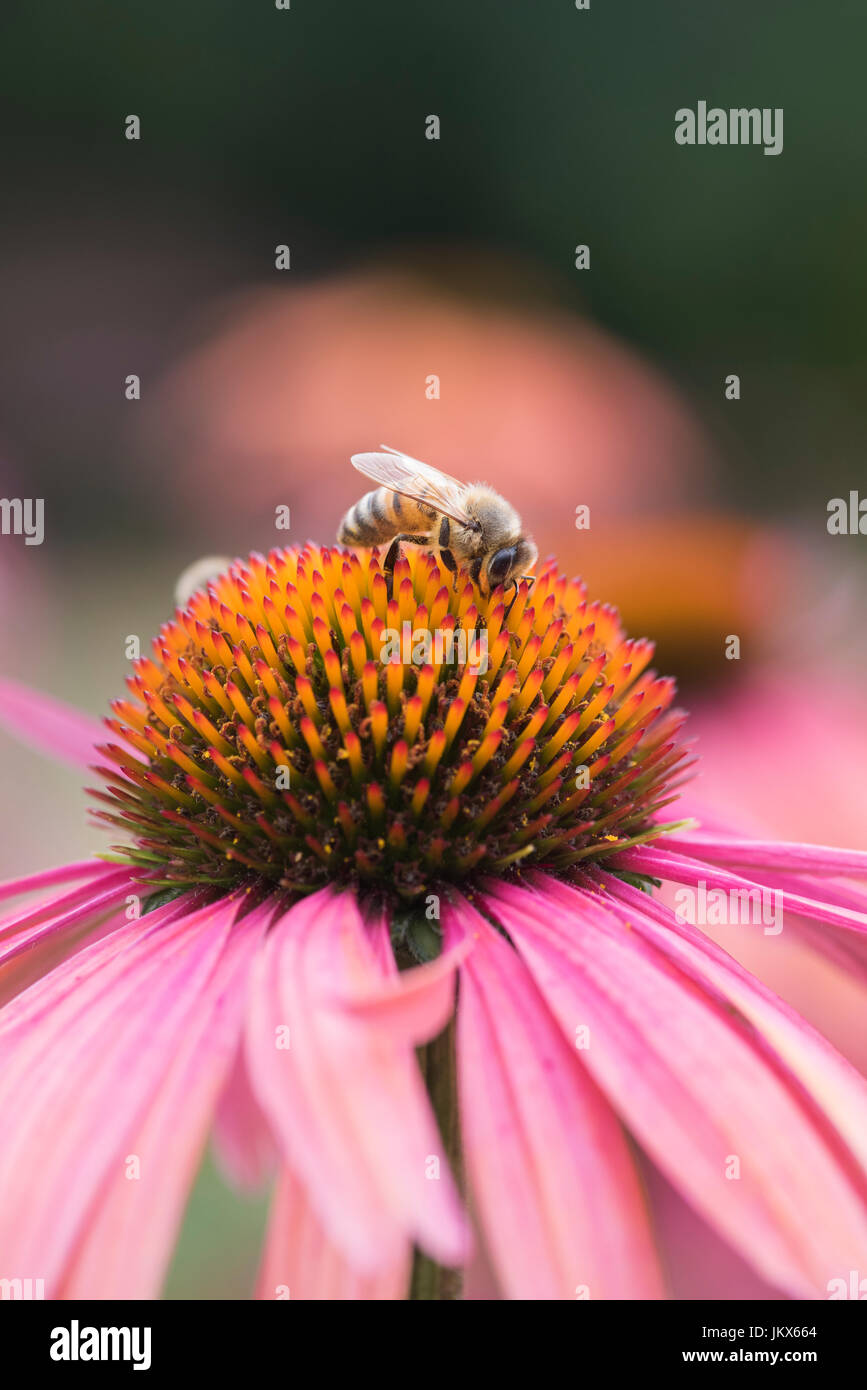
[350,447,474,526]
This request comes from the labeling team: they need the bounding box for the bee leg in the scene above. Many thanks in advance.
[383,534,428,601]
[439,547,459,591]
[503,574,536,620]
[382,537,402,599]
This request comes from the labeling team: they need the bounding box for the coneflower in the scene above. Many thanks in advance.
[1,543,866,1300]
[97,545,688,896]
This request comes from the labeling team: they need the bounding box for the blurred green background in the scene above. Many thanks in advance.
[2,0,866,531]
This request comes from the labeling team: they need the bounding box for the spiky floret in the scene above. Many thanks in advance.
[91,545,692,902]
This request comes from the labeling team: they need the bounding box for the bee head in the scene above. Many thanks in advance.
[485,537,538,591]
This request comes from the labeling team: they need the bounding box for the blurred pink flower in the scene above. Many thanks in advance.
[672,671,867,1081]
[139,260,709,541]
[687,671,867,850]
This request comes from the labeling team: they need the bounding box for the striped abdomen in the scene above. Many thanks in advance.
[337,488,435,545]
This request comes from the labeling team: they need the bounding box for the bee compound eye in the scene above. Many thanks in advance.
[488,547,517,584]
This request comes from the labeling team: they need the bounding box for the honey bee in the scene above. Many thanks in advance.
[337,445,538,600]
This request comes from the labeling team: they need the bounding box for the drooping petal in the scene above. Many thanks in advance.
[443,892,664,1300]
[0,864,126,934]
[594,868,867,1178]
[245,886,469,1274]
[727,869,867,985]
[256,1165,410,1301]
[615,844,867,936]
[483,874,867,1298]
[640,1156,782,1300]
[0,867,135,1006]
[753,871,867,916]
[0,890,254,1293]
[0,677,106,768]
[461,1221,503,1300]
[325,914,473,1040]
[658,833,867,880]
[212,1040,278,1191]
[58,897,271,1298]
[0,878,208,1020]
[0,859,116,905]
[769,901,867,985]
[646,834,867,982]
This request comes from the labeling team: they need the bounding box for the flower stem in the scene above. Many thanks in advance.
[410,1008,464,1300]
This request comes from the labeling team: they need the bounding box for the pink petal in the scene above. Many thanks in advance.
[0,882,207,1032]
[325,911,473,1039]
[0,677,106,768]
[245,886,469,1274]
[769,903,867,986]
[0,867,130,946]
[734,869,867,984]
[443,893,664,1300]
[0,890,251,1292]
[0,859,116,905]
[212,1041,278,1191]
[0,869,135,1006]
[483,874,867,1298]
[662,834,867,879]
[645,837,867,984]
[256,1165,410,1300]
[641,1158,782,1300]
[57,897,271,1298]
[615,844,867,936]
[595,868,867,1180]
[754,871,867,915]
[462,1230,503,1300]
